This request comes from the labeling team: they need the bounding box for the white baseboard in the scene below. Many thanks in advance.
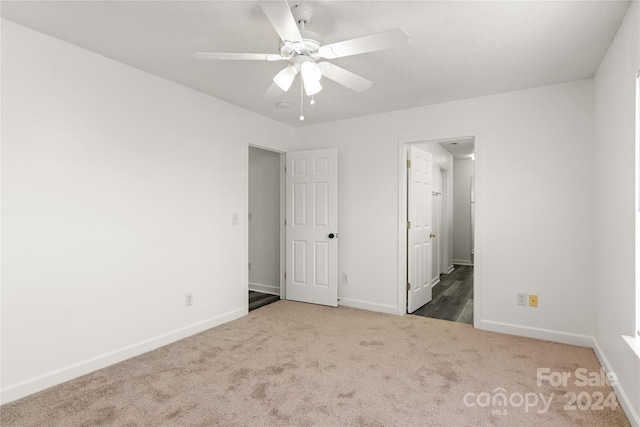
[592,337,640,427]
[248,282,280,296]
[453,259,474,266]
[338,297,398,315]
[431,277,441,287]
[477,319,593,347]
[0,307,246,405]
[446,265,455,274]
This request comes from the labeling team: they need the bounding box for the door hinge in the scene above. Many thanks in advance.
[407,221,411,229]
[285,218,287,226]
[407,159,411,168]
[284,165,287,173]
[285,272,287,280]
[406,282,411,291]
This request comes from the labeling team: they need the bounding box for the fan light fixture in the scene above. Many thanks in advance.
[301,61,322,96]
[194,1,409,122]
[273,64,300,92]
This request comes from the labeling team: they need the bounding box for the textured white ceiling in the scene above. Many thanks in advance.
[439,137,475,160]
[1,1,631,127]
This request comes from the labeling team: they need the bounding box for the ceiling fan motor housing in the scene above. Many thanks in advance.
[276,4,322,60]
[292,4,313,25]
[279,30,322,60]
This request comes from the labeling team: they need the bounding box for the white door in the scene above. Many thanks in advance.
[285,148,338,307]
[407,146,433,313]
[437,169,445,276]
[434,190,442,279]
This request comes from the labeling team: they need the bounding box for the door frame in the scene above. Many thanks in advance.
[440,167,449,276]
[397,131,481,327]
[246,144,286,314]
[435,166,449,280]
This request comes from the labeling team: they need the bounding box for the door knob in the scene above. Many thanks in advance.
[328,233,337,239]
[430,232,436,238]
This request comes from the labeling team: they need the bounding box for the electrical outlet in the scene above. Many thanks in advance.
[185,293,193,307]
[342,273,349,283]
[529,294,538,308]
[517,293,528,306]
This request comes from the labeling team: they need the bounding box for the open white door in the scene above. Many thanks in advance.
[407,146,433,313]
[285,148,338,307]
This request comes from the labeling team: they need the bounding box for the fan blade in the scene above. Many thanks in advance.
[318,28,409,59]
[318,62,372,92]
[263,82,283,98]
[260,1,303,45]
[193,52,284,61]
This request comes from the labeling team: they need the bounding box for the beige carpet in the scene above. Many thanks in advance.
[1,300,630,426]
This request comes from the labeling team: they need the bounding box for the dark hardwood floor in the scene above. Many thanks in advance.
[411,265,474,325]
[249,291,280,311]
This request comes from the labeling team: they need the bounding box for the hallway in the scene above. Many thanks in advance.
[411,265,473,325]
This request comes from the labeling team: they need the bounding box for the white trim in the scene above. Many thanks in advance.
[280,153,286,299]
[338,297,398,315]
[440,167,449,277]
[477,319,593,347]
[430,277,441,287]
[446,265,455,274]
[0,307,245,405]
[247,144,286,301]
[593,337,640,427]
[635,71,640,362]
[453,259,474,266]
[622,334,640,359]
[244,143,250,314]
[248,282,280,296]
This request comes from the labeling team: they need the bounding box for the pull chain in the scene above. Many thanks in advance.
[299,77,305,121]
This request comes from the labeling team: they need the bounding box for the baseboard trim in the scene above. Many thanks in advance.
[0,307,246,405]
[431,277,441,287]
[338,297,398,315]
[248,282,280,296]
[446,265,455,274]
[477,319,593,347]
[453,259,474,266]
[592,337,640,427]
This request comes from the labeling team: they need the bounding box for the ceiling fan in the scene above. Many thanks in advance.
[193,1,409,103]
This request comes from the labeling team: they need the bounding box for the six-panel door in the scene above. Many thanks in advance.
[285,148,338,307]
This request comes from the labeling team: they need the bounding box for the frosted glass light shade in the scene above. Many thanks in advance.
[304,79,322,96]
[273,65,299,92]
[301,61,322,83]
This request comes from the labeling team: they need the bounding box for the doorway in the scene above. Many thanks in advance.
[398,135,477,325]
[435,168,448,279]
[248,146,284,311]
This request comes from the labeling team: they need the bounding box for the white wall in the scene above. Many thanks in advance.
[248,147,281,295]
[453,159,474,265]
[593,2,640,424]
[0,20,294,403]
[4,8,639,423]
[416,143,454,280]
[295,79,595,341]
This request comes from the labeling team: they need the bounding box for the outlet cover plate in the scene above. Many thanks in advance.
[517,293,528,306]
